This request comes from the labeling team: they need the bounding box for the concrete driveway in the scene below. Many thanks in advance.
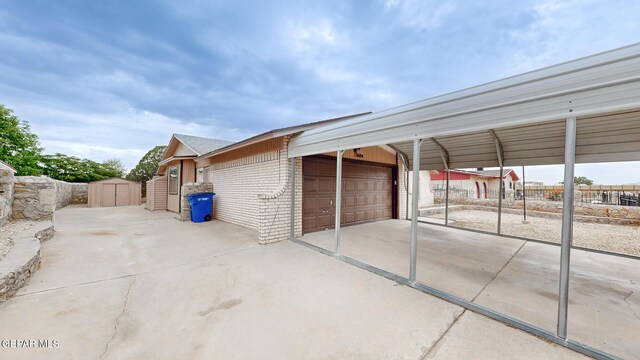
[0,206,584,359]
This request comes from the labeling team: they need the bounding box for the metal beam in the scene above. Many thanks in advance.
[490,129,504,168]
[410,139,422,282]
[522,165,527,222]
[431,138,450,170]
[445,169,450,226]
[335,150,344,254]
[558,117,577,339]
[491,130,505,234]
[290,157,296,242]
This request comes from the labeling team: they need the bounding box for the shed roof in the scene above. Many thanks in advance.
[289,43,640,170]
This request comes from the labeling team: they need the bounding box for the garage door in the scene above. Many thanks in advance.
[302,156,394,234]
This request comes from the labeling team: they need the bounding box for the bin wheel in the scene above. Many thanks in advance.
[204,214,212,222]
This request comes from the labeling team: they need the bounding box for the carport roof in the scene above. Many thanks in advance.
[288,43,640,169]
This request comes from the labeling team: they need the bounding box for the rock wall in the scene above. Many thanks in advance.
[0,221,54,302]
[12,176,88,221]
[180,182,214,221]
[0,166,15,226]
[434,196,640,220]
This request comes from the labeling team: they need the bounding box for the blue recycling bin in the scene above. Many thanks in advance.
[188,192,215,222]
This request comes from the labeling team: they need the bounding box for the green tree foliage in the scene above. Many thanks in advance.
[0,104,43,175]
[126,145,166,183]
[574,176,594,186]
[102,158,127,177]
[40,154,124,183]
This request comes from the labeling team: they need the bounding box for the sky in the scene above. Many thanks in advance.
[0,0,639,184]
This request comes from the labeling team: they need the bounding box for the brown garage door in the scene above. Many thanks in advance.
[302,156,394,234]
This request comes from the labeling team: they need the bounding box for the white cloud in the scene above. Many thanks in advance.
[384,0,457,30]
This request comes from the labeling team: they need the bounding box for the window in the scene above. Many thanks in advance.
[169,166,179,195]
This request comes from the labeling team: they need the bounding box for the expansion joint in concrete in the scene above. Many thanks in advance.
[421,309,467,359]
[471,240,527,302]
[624,291,639,321]
[100,275,136,360]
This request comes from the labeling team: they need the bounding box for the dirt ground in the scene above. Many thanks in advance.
[423,210,640,256]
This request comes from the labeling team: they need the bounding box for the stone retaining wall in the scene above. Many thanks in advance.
[420,205,640,226]
[0,221,54,302]
[0,166,15,226]
[180,182,214,221]
[12,177,88,221]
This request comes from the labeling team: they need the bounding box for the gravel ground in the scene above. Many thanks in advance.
[423,210,640,256]
[0,221,37,261]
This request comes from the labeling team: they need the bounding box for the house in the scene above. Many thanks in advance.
[151,112,411,244]
[429,168,519,199]
[155,134,233,213]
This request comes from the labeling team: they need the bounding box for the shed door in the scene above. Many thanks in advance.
[302,156,394,234]
[102,184,116,207]
[115,184,130,206]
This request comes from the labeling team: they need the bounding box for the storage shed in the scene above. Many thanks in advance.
[88,178,142,207]
[145,176,167,211]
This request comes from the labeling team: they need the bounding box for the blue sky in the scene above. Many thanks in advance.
[1,0,639,184]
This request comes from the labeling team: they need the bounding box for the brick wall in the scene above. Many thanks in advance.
[206,136,302,244]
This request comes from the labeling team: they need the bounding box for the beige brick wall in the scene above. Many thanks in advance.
[205,136,302,244]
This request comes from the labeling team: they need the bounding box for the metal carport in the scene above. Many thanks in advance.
[287,43,640,359]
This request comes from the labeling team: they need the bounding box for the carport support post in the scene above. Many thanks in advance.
[335,150,344,254]
[410,139,422,282]
[290,157,296,242]
[497,166,504,234]
[445,170,450,226]
[557,116,576,339]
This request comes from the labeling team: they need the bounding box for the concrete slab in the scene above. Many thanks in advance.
[302,220,526,300]
[0,277,132,359]
[475,241,640,359]
[1,206,469,359]
[425,311,587,359]
[301,220,640,358]
[24,206,258,293]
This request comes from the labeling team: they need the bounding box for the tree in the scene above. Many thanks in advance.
[40,154,123,183]
[574,176,594,186]
[126,146,166,183]
[102,158,126,177]
[0,104,43,175]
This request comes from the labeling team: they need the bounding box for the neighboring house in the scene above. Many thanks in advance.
[151,112,413,244]
[156,134,233,213]
[430,168,519,199]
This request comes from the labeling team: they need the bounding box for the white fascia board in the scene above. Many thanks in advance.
[289,43,640,158]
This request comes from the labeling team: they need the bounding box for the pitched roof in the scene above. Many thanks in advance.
[447,168,520,181]
[0,160,17,173]
[196,112,371,161]
[172,134,234,156]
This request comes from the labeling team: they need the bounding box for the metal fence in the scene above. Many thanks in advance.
[434,187,640,207]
